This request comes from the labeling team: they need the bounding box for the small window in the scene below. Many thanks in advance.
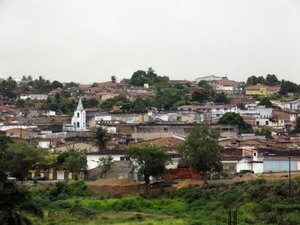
[253,152,257,157]
[256,121,259,125]
[77,122,80,128]
[266,121,269,125]
[77,112,80,118]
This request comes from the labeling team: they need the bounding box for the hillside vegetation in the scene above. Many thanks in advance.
[28,178,300,225]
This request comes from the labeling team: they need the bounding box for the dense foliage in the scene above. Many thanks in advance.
[4,142,49,181]
[218,112,253,134]
[27,178,300,225]
[126,145,171,184]
[178,124,223,180]
[129,68,169,87]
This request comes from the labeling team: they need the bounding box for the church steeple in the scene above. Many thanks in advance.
[76,98,84,111]
[71,99,87,130]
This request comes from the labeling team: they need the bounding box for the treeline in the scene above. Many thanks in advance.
[246,74,300,96]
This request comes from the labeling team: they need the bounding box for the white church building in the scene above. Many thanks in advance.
[66,99,87,131]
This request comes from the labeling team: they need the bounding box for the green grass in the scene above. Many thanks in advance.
[29,179,300,225]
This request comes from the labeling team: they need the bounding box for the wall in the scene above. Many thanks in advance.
[264,160,298,172]
[85,161,132,181]
[86,154,125,170]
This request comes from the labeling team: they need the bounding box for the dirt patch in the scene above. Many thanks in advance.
[89,178,146,196]
[232,173,258,181]
[90,178,137,186]
[90,184,146,197]
[173,179,204,189]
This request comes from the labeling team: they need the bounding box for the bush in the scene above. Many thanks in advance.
[49,181,94,200]
[69,203,97,219]
[126,213,144,222]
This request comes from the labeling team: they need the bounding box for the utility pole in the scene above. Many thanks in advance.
[288,156,292,197]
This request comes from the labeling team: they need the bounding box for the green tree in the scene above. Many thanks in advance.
[0,135,13,180]
[198,80,213,90]
[177,124,223,182]
[280,80,299,96]
[0,180,43,225]
[130,70,148,86]
[246,75,265,85]
[259,97,272,108]
[218,112,253,134]
[191,88,211,103]
[214,92,230,104]
[98,156,114,178]
[92,127,112,152]
[82,98,99,108]
[293,117,300,133]
[0,77,17,98]
[5,142,48,181]
[111,75,117,83]
[154,87,188,110]
[57,149,87,180]
[255,127,272,138]
[265,74,280,86]
[246,75,258,85]
[130,68,169,87]
[126,145,171,184]
[52,80,63,89]
[132,97,148,112]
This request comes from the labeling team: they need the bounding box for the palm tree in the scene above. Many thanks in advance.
[0,180,43,225]
[92,127,112,152]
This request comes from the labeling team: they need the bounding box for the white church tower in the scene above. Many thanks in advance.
[71,99,86,131]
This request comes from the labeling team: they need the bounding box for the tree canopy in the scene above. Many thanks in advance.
[177,124,223,181]
[4,142,49,181]
[57,149,87,179]
[259,97,272,108]
[129,68,169,87]
[0,180,43,225]
[126,145,171,184]
[218,112,253,134]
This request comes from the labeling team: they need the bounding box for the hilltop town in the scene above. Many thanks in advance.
[1,70,300,181]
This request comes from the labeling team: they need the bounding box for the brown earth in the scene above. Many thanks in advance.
[173,179,204,189]
[89,178,146,196]
[232,173,258,181]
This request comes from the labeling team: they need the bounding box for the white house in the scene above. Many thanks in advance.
[86,150,127,170]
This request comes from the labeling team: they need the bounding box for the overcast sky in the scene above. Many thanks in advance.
[0,0,299,84]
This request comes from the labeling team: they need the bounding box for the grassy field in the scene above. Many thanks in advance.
[28,177,300,225]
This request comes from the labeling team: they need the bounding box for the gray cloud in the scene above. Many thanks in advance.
[0,0,299,83]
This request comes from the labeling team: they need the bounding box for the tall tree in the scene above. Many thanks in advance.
[0,180,43,225]
[98,156,114,179]
[126,145,171,184]
[91,127,112,152]
[265,74,280,86]
[280,80,299,96]
[5,142,48,181]
[178,124,223,182]
[0,135,13,181]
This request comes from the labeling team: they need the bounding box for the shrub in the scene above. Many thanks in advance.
[69,203,97,219]
[126,213,144,222]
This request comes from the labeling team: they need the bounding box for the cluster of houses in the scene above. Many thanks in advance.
[1,75,300,181]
